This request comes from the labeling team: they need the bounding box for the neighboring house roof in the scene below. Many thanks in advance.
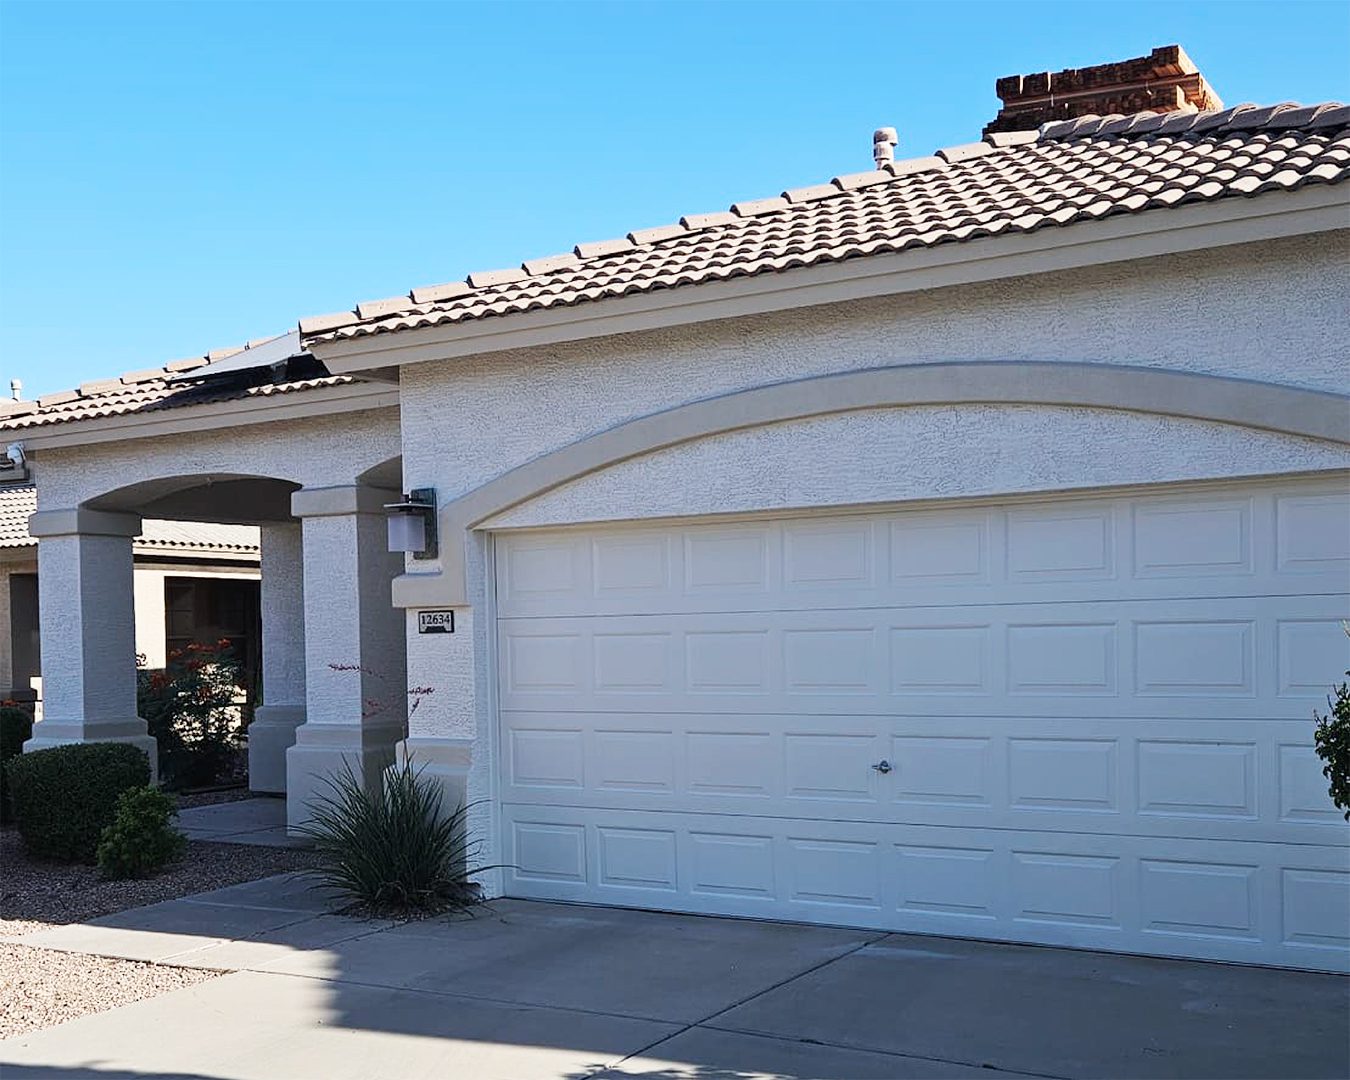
[301,101,1349,345]
[0,332,355,434]
[0,485,260,555]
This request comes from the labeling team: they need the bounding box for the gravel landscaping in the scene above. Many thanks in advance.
[0,826,323,938]
[0,825,325,1039]
[0,944,217,1040]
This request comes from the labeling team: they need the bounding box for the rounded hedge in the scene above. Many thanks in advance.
[6,742,151,862]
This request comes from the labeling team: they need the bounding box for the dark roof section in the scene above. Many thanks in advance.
[0,332,350,434]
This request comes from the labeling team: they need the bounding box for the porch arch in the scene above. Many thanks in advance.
[396,361,1350,606]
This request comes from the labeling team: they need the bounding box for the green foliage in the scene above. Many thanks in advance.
[97,786,187,879]
[6,742,150,862]
[295,756,481,915]
[1314,670,1350,822]
[0,704,34,824]
[137,640,243,789]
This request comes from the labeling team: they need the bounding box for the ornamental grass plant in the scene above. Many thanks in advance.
[295,755,482,916]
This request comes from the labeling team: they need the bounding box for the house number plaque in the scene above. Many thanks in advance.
[417,610,455,635]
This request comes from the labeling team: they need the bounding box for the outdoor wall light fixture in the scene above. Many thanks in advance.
[385,488,438,560]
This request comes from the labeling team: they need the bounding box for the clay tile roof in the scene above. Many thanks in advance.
[0,484,260,553]
[0,331,357,435]
[304,101,1348,348]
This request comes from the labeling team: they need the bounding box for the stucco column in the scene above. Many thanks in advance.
[285,485,406,829]
[24,507,157,778]
[248,523,306,794]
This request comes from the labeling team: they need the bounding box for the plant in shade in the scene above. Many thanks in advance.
[137,640,244,789]
[1313,626,1350,821]
[97,785,186,879]
[6,743,150,862]
[295,755,481,915]
[0,703,34,823]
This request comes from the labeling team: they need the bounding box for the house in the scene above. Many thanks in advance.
[1,45,1346,972]
[0,483,261,712]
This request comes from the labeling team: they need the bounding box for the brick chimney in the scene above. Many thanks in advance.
[984,45,1224,135]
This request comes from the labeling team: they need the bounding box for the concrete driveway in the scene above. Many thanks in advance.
[2,874,1347,1080]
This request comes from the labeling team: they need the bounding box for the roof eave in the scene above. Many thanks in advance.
[309,183,1350,376]
[12,379,400,452]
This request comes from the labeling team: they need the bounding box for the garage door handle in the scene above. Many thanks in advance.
[871,760,893,774]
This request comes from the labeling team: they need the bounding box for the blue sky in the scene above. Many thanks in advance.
[2,1,1347,399]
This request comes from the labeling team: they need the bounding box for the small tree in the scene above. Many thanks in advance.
[1314,669,1350,822]
[137,640,244,789]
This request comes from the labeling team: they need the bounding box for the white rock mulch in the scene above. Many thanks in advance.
[0,944,217,1039]
[0,825,324,1039]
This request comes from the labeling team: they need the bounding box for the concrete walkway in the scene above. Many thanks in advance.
[1,874,1347,1080]
[177,795,305,847]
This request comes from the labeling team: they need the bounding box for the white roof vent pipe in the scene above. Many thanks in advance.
[9,379,21,402]
[873,127,898,169]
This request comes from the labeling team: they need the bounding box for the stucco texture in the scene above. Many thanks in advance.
[483,405,1350,530]
[398,232,1349,507]
[34,409,401,511]
[392,233,1350,900]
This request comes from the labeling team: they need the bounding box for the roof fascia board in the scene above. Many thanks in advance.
[313,185,1349,375]
[14,382,400,452]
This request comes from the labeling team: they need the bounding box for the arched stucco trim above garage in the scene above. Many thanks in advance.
[391,361,1350,608]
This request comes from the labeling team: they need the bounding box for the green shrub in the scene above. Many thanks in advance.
[137,640,244,789]
[0,704,34,824]
[1314,669,1350,822]
[97,786,186,879]
[6,742,150,862]
[295,756,481,915]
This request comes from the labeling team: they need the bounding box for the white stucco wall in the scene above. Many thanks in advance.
[400,231,1349,508]
[35,407,401,510]
[484,405,1350,530]
[390,231,1350,886]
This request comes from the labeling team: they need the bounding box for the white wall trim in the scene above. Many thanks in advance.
[291,484,398,519]
[315,186,1349,375]
[390,360,1350,608]
[28,506,143,539]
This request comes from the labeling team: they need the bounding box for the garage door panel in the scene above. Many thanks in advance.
[499,711,1344,846]
[495,478,1350,971]
[499,804,1350,970]
[499,597,1346,719]
[495,483,1348,619]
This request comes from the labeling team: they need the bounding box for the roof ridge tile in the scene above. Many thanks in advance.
[466,267,528,288]
[885,154,946,177]
[731,196,789,217]
[628,223,689,244]
[356,296,416,320]
[782,183,838,204]
[298,310,362,334]
[936,141,993,164]
[679,210,740,230]
[522,252,582,275]
[409,281,472,305]
[574,238,636,259]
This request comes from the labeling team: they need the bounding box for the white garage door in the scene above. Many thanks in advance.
[494,478,1350,972]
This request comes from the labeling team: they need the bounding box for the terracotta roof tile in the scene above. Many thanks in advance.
[0,484,260,553]
[306,101,1348,347]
